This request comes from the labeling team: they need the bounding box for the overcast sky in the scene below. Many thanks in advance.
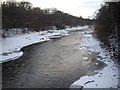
[4,0,104,18]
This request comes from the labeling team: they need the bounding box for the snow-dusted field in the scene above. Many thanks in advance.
[1,26,88,63]
[70,29,118,88]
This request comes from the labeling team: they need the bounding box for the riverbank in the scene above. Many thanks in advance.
[70,28,118,88]
[2,28,106,88]
[2,27,119,89]
[1,26,88,63]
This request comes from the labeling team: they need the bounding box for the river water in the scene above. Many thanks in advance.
[2,28,108,88]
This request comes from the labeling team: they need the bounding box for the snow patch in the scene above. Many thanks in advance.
[1,51,23,63]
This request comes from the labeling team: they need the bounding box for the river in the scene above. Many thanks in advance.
[2,28,107,88]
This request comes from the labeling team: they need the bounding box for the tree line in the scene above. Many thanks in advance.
[94,2,119,60]
[2,1,94,31]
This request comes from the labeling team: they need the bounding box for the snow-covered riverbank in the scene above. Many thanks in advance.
[1,26,88,63]
[70,29,118,88]
[1,26,119,89]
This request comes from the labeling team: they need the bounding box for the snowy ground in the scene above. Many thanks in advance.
[70,29,118,88]
[0,26,88,63]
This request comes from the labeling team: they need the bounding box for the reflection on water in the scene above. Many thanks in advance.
[2,29,108,88]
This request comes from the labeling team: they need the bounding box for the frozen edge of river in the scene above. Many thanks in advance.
[0,26,88,63]
[70,30,118,88]
[1,26,119,88]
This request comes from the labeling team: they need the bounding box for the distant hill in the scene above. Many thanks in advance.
[2,1,94,31]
